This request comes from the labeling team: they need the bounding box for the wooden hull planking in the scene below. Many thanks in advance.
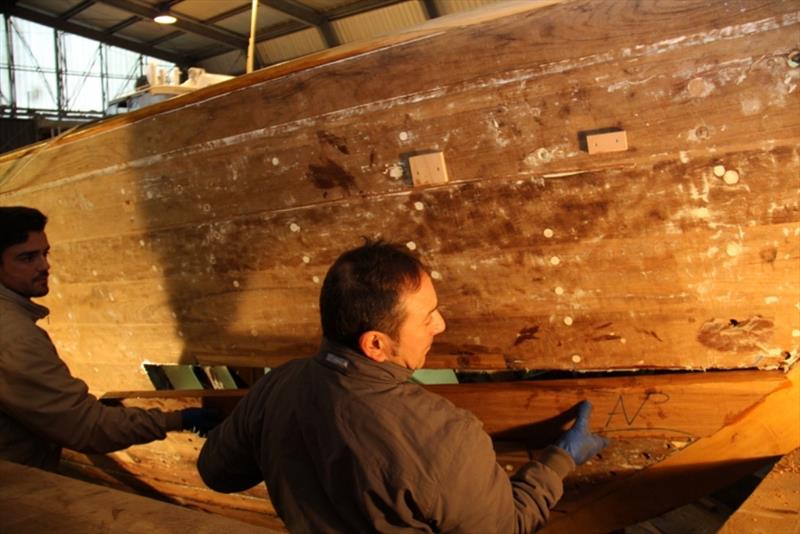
[0,0,798,528]
[0,1,797,391]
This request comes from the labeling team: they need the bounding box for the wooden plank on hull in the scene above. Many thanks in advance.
[541,365,800,533]
[99,368,791,441]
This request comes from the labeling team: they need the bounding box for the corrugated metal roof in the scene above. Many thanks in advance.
[333,0,427,44]
[437,0,504,16]
[257,27,327,65]
[2,0,507,75]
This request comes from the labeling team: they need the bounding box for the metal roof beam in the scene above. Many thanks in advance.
[136,2,188,47]
[194,19,307,63]
[147,29,183,47]
[188,2,263,65]
[206,4,252,24]
[196,0,424,65]
[262,0,324,26]
[260,0,338,47]
[59,0,97,20]
[95,0,247,50]
[421,0,440,19]
[1,3,191,66]
[254,20,308,47]
[104,15,142,35]
[327,0,408,20]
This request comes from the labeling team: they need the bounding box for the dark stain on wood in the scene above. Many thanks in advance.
[307,159,356,193]
[559,199,610,221]
[592,334,623,342]
[637,329,664,342]
[694,126,710,140]
[759,245,777,265]
[450,345,496,368]
[456,353,478,367]
[696,316,774,352]
[459,284,481,297]
[514,325,540,346]
[316,130,350,155]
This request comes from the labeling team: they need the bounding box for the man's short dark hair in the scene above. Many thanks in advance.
[0,206,47,257]
[320,241,425,352]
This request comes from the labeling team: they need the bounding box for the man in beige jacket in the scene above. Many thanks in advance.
[0,206,218,470]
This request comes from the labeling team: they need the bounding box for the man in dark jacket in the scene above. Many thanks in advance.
[198,241,607,532]
[0,206,218,470]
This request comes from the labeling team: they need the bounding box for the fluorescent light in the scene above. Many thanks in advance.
[154,13,177,24]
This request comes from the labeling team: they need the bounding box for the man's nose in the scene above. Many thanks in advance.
[433,311,446,335]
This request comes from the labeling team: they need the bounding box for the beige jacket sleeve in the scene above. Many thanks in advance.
[0,320,182,454]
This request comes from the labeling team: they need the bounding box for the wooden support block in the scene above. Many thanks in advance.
[586,130,628,154]
[409,151,449,186]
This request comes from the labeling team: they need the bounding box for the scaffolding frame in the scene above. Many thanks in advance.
[0,15,172,122]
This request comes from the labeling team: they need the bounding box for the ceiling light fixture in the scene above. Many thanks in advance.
[153,4,177,25]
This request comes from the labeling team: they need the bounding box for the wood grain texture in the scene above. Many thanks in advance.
[0,0,798,395]
[60,437,282,529]
[718,447,800,534]
[541,365,800,533]
[0,459,282,533]
[101,367,791,440]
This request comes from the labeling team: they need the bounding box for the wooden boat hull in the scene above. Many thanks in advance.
[0,0,798,528]
[0,0,797,389]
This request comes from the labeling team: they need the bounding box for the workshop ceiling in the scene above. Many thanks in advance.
[2,0,502,75]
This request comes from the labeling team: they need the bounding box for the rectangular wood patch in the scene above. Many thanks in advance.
[586,130,628,154]
[409,152,449,186]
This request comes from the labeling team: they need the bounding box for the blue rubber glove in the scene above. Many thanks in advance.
[180,408,222,437]
[555,400,609,465]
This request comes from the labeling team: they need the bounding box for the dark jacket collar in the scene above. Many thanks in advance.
[315,338,415,384]
[0,283,49,321]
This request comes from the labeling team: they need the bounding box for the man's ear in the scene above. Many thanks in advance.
[359,331,390,363]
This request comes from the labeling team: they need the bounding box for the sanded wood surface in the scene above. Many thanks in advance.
[0,459,282,533]
[719,448,800,534]
[0,0,797,393]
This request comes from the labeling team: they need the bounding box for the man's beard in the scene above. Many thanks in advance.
[31,274,49,297]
